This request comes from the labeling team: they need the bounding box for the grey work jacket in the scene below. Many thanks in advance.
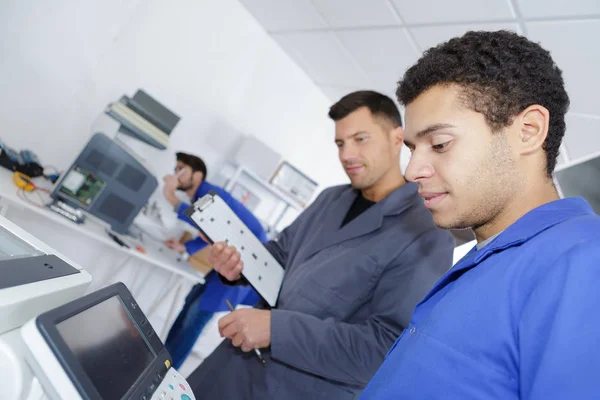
[188,182,455,399]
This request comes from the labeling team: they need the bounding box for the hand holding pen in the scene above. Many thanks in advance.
[221,299,267,365]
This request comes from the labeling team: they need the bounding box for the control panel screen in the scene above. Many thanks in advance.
[56,295,155,399]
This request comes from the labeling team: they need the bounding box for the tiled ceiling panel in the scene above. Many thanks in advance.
[527,20,600,116]
[239,0,600,166]
[389,0,515,24]
[318,85,366,103]
[273,31,369,87]
[411,22,521,51]
[517,0,600,19]
[312,0,402,28]
[336,28,418,93]
[239,0,325,32]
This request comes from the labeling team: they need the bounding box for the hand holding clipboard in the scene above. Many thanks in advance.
[183,191,284,307]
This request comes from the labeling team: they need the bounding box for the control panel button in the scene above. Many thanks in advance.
[179,383,186,391]
[168,384,174,391]
[181,395,192,400]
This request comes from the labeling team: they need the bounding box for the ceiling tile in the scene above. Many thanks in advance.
[562,114,600,161]
[319,85,364,102]
[527,20,600,116]
[312,0,401,28]
[518,0,600,19]
[337,28,418,93]
[410,22,521,51]
[239,0,326,32]
[273,31,369,87]
[390,0,515,24]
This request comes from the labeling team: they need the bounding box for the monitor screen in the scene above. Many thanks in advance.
[556,156,600,215]
[58,165,105,208]
[55,295,155,399]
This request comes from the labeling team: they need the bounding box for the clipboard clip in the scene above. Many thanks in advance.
[193,190,216,211]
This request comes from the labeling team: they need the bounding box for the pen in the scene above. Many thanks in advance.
[225,299,266,365]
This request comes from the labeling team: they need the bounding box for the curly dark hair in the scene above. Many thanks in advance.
[397,30,570,176]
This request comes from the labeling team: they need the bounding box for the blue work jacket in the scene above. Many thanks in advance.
[361,197,600,399]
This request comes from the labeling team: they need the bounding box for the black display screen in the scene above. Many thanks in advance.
[56,295,155,399]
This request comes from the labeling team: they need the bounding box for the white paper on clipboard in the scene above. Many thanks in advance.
[183,191,284,307]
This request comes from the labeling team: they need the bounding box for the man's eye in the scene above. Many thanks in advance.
[432,142,450,151]
[336,142,344,148]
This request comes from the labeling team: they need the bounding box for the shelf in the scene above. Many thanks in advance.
[224,164,305,212]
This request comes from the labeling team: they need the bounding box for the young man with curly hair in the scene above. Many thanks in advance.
[361,30,600,399]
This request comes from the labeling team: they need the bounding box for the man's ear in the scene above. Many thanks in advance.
[193,171,205,183]
[516,104,550,155]
[391,126,405,149]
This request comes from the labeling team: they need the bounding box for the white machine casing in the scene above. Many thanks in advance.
[20,318,82,400]
[0,215,92,334]
[0,214,195,400]
[0,214,92,400]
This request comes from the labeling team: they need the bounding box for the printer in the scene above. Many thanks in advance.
[0,215,196,400]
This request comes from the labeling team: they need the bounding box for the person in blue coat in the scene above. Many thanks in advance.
[162,152,266,368]
[361,30,600,399]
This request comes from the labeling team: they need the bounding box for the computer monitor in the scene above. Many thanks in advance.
[20,282,195,400]
[555,155,600,215]
[51,133,158,234]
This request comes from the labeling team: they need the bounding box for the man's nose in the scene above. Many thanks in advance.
[405,153,434,182]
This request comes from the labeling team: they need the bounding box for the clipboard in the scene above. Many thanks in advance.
[183,191,284,307]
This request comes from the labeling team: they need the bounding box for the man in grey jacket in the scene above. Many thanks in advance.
[187,91,454,399]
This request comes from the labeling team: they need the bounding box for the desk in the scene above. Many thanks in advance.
[0,168,205,338]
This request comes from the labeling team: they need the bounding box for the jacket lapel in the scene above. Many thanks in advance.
[302,182,419,261]
[315,198,384,253]
[300,187,361,260]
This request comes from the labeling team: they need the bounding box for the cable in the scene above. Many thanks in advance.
[16,188,46,208]
[15,186,52,208]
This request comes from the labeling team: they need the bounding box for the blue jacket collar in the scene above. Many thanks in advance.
[420,197,594,305]
[195,180,215,200]
[471,196,594,264]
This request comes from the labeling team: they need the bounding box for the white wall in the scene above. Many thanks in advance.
[0,0,347,191]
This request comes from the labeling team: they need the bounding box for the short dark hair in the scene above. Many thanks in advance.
[397,30,570,176]
[176,152,207,178]
[328,90,403,128]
